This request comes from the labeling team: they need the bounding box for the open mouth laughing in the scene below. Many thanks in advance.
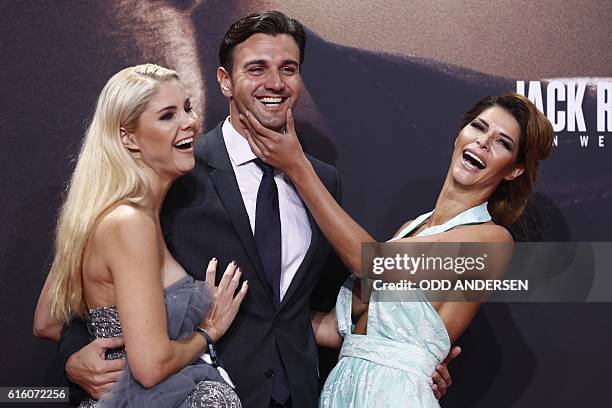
[462,149,486,170]
[173,136,194,151]
[256,96,288,108]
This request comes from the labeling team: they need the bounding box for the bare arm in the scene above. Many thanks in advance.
[242,110,512,400]
[33,272,63,341]
[240,110,514,276]
[438,302,482,344]
[105,209,204,388]
[311,309,342,348]
[241,110,374,275]
[102,208,246,388]
[437,225,513,343]
[35,275,127,400]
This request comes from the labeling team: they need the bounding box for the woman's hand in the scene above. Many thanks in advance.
[239,108,309,177]
[201,259,248,342]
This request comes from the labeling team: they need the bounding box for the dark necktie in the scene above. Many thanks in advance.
[254,158,282,302]
[253,158,290,403]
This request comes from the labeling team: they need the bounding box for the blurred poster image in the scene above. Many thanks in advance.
[1,1,611,407]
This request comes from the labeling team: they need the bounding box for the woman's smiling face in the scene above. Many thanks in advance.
[450,106,524,190]
[124,79,199,179]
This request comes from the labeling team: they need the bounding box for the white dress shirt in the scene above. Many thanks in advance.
[222,118,312,300]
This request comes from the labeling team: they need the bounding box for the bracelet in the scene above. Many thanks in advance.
[194,326,218,367]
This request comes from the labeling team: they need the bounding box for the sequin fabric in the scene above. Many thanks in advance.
[186,381,242,408]
[78,398,98,408]
[77,276,241,408]
[86,306,126,360]
[79,380,242,408]
[79,306,125,408]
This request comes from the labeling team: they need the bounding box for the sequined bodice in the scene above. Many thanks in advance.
[86,306,125,359]
[85,275,213,360]
[87,305,121,337]
[81,275,242,408]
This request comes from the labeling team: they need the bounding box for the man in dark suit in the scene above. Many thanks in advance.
[54,11,338,408]
[160,13,339,406]
[52,10,455,408]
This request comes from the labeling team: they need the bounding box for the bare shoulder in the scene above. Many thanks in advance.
[450,222,514,243]
[92,204,163,279]
[401,221,513,243]
[94,203,158,246]
[472,222,514,242]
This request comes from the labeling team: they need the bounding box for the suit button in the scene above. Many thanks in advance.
[264,368,275,379]
[273,317,280,327]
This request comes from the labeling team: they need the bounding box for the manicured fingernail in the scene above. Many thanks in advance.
[211,257,217,262]
[231,260,236,265]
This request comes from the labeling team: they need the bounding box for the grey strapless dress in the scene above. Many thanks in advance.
[79,276,241,408]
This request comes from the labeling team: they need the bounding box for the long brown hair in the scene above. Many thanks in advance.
[461,93,554,226]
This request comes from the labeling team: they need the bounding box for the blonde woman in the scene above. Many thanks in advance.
[34,64,246,407]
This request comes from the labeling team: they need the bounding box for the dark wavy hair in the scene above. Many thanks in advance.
[460,93,554,227]
[219,11,306,74]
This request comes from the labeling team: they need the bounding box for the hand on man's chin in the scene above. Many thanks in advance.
[254,115,287,133]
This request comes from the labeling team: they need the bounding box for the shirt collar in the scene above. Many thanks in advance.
[222,117,257,166]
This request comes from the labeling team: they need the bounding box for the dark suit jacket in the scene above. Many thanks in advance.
[160,122,341,408]
[52,122,341,408]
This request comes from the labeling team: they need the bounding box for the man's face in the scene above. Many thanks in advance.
[219,33,302,132]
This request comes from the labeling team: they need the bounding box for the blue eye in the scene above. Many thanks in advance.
[160,112,174,120]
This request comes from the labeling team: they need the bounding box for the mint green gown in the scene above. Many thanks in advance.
[319,203,491,407]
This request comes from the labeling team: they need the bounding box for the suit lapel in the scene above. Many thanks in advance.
[278,156,330,311]
[203,127,329,310]
[203,124,272,298]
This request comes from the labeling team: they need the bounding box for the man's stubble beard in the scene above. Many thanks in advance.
[248,102,291,133]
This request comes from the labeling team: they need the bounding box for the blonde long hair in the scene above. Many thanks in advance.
[48,64,180,321]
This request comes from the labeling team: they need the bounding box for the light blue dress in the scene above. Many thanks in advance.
[319,203,491,407]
